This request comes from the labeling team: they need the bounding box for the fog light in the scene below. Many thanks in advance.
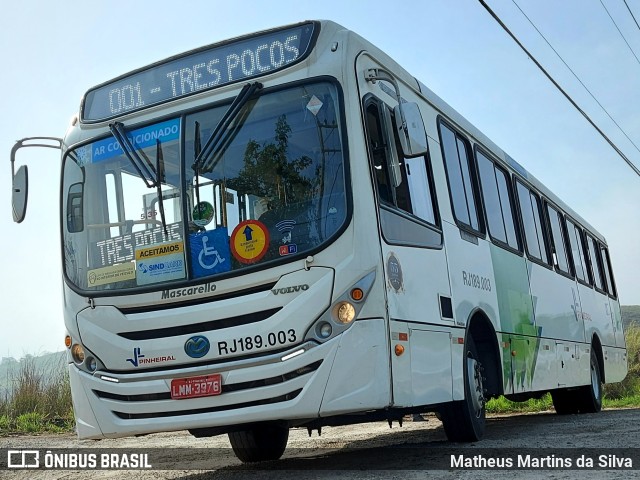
[334,301,356,324]
[86,357,97,372]
[317,322,333,338]
[71,344,85,364]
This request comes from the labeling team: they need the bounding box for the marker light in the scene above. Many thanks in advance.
[71,344,85,364]
[350,288,364,302]
[334,301,356,324]
[65,335,72,349]
[395,344,405,356]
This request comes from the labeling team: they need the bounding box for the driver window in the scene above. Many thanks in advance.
[364,97,437,226]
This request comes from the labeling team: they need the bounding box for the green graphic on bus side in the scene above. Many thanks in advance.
[490,245,541,393]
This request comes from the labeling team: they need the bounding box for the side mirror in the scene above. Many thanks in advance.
[9,136,62,224]
[12,165,29,223]
[394,102,429,158]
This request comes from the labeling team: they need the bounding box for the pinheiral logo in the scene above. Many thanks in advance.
[184,335,210,358]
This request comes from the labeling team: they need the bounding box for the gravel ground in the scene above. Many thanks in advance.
[2,408,640,479]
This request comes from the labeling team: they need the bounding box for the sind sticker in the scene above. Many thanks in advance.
[88,262,135,287]
[135,241,186,286]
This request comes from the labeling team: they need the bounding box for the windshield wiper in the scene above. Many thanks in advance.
[193,120,203,224]
[108,122,168,236]
[192,81,262,176]
[109,122,156,187]
[154,139,168,237]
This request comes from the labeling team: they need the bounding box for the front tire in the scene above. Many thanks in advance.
[228,422,289,463]
[441,336,486,442]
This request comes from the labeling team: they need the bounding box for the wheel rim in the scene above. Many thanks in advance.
[467,356,484,418]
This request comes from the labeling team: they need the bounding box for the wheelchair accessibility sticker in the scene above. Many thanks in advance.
[189,228,231,278]
[230,220,270,264]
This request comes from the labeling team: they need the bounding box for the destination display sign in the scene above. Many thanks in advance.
[82,22,316,122]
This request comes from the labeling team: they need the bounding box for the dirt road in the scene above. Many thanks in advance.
[2,408,640,479]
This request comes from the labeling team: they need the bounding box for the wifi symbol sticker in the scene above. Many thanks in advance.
[276,220,296,232]
[276,220,296,245]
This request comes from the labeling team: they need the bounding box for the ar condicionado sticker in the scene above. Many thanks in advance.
[230,220,270,264]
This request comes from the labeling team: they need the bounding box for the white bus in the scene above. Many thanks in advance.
[10,20,627,462]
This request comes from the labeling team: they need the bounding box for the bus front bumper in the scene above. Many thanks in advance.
[68,319,390,439]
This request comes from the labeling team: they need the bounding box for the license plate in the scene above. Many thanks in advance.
[170,374,222,400]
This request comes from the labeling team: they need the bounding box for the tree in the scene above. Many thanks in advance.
[229,115,312,208]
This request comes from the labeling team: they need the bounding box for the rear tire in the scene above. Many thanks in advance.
[441,336,486,442]
[551,348,602,415]
[228,422,289,463]
[578,348,603,413]
[551,388,580,415]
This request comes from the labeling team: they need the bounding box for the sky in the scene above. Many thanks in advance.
[1,0,639,359]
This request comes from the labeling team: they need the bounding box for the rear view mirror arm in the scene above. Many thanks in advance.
[10,137,63,176]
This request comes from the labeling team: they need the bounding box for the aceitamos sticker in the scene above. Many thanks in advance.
[135,241,186,286]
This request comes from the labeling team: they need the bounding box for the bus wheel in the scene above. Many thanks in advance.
[228,422,289,463]
[578,349,603,413]
[551,389,579,415]
[441,336,486,442]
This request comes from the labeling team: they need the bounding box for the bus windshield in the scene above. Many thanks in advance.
[62,81,347,292]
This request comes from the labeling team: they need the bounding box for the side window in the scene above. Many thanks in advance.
[405,155,437,225]
[600,245,617,297]
[365,98,437,225]
[546,204,571,275]
[515,181,549,265]
[586,235,606,292]
[567,220,589,284]
[476,150,518,250]
[366,102,393,205]
[438,121,481,232]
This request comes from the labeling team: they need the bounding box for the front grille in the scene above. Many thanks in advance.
[117,307,281,340]
[112,389,303,420]
[93,360,322,402]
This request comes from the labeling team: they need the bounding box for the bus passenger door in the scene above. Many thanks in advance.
[358,58,453,408]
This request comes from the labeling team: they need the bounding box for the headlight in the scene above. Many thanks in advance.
[304,270,376,344]
[71,344,85,364]
[66,334,105,374]
[334,301,356,324]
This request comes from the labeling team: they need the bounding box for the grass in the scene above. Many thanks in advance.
[0,354,74,435]
[487,394,554,414]
[486,393,640,415]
